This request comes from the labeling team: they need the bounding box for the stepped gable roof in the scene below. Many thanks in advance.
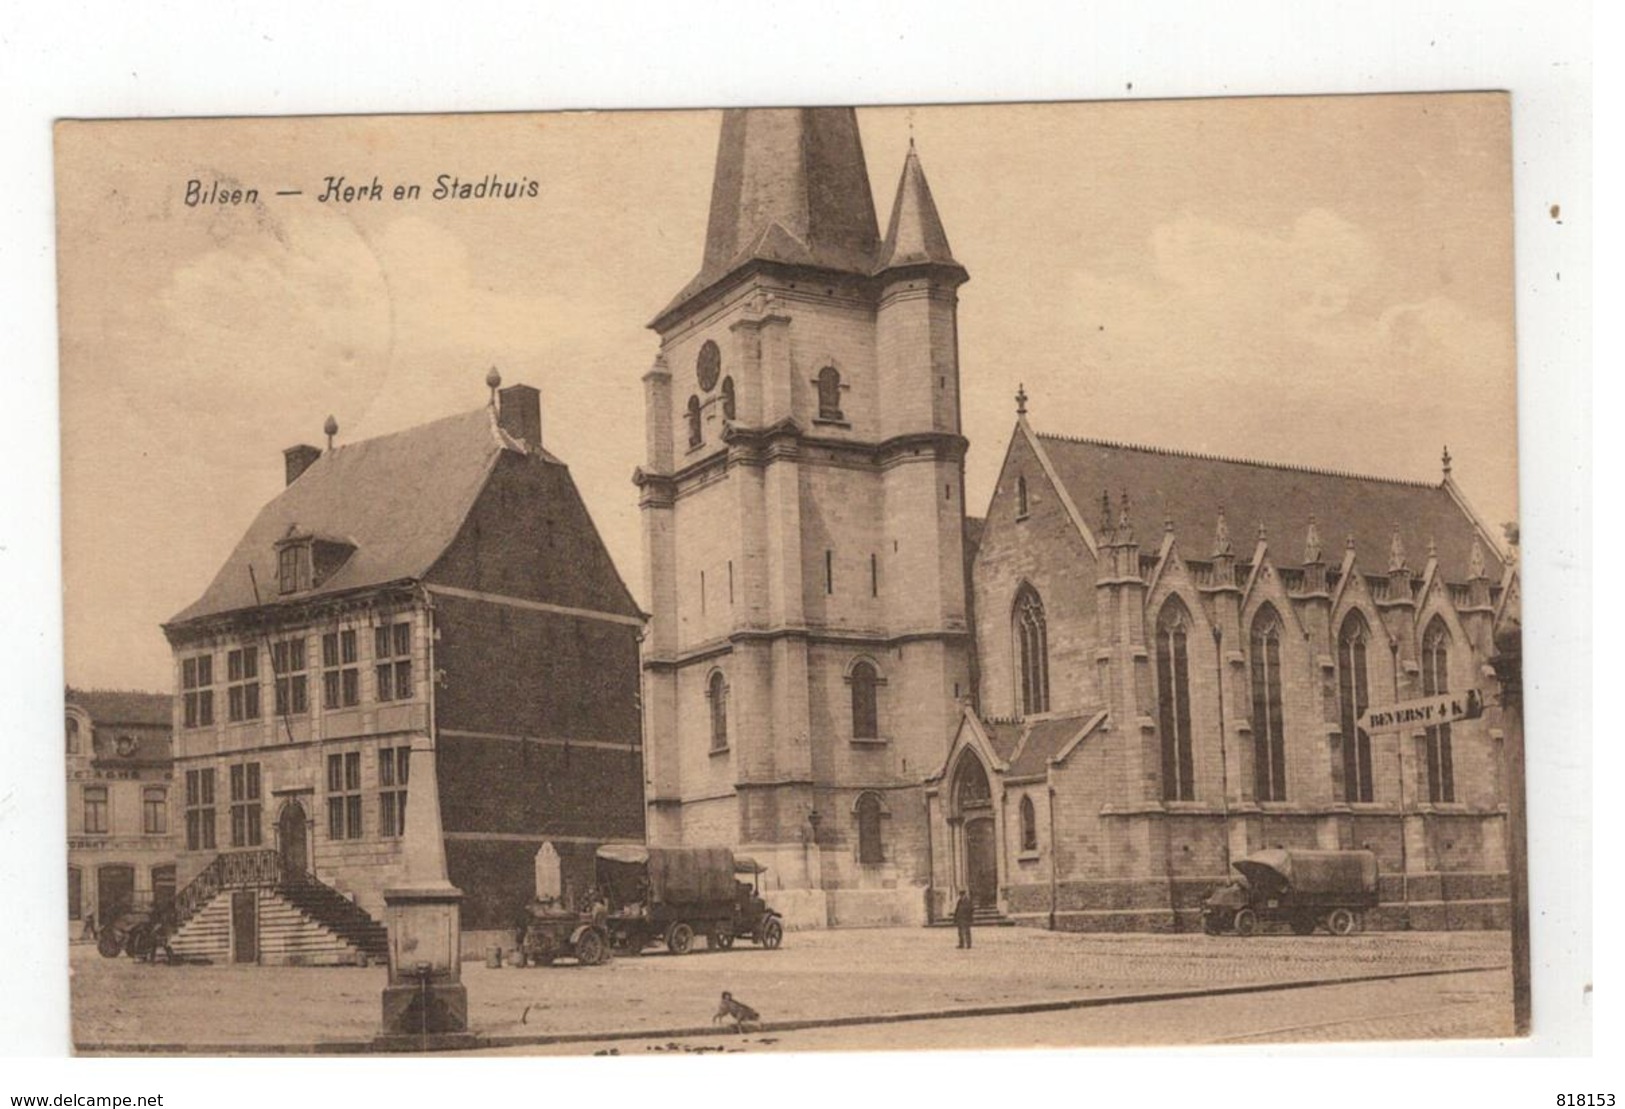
[654,108,881,327]
[66,688,171,728]
[1035,433,1503,583]
[169,406,536,626]
[876,142,961,272]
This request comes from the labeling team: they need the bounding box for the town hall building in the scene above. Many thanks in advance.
[163,378,646,963]
[637,106,1520,932]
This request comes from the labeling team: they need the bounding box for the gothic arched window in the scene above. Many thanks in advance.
[720,375,736,421]
[816,365,844,421]
[1421,618,1456,803]
[1156,599,1196,802]
[707,670,728,752]
[856,792,884,864]
[1250,606,1288,801]
[1338,612,1374,802]
[66,717,80,754]
[1016,475,1030,518]
[1019,794,1038,852]
[1013,584,1049,716]
[685,395,703,448]
[850,660,879,740]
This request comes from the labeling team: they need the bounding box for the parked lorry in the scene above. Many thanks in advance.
[595,844,784,956]
[1201,848,1379,937]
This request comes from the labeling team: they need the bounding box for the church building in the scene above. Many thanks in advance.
[637,106,1520,933]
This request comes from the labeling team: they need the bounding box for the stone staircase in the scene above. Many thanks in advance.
[168,850,389,966]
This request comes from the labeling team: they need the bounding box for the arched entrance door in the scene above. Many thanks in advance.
[277,800,308,885]
[953,755,999,909]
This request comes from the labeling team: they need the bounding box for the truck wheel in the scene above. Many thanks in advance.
[574,929,607,966]
[666,921,695,955]
[760,918,784,949]
[97,930,123,958]
[1232,908,1257,937]
[1290,914,1317,936]
[706,930,735,950]
[1326,908,1357,936]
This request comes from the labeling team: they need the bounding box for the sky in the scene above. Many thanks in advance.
[55,95,1518,692]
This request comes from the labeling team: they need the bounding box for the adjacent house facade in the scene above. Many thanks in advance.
[65,689,177,937]
[162,380,646,964]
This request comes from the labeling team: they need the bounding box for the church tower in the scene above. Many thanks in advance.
[636,108,971,927]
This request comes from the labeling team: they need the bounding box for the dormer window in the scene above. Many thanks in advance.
[276,530,354,595]
[279,542,312,594]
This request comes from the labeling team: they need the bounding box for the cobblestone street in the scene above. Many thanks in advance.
[71,926,1513,1052]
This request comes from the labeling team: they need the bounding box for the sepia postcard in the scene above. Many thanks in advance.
[55,96,1527,1055]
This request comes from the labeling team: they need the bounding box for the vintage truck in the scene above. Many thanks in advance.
[1201,848,1379,937]
[595,843,783,956]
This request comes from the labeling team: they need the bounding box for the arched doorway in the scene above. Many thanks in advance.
[953,755,998,909]
[277,800,309,885]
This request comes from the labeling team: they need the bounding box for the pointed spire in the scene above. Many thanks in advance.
[1116,491,1134,545]
[1304,514,1323,564]
[1468,535,1488,580]
[655,108,880,327]
[1213,506,1233,558]
[1099,489,1114,543]
[1441,444,1453,478]
[877,140,962,273]
[1015,383,1028,418]
[1388,526,1408,573]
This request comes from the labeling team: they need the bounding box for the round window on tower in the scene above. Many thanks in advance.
[696,340,721,392]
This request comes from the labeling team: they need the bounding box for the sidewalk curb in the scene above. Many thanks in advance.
[74,962,1509,1055]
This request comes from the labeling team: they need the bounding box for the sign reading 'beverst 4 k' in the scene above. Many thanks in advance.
[1359,690,1486,734]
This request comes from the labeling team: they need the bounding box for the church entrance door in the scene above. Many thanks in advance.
[964,817,998,909]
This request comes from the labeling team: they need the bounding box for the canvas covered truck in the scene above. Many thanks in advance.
[594,844,784,955]
[1201,849,1379,937]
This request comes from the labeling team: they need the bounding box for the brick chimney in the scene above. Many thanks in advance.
[283,444,321,486]
[497,384,542,452]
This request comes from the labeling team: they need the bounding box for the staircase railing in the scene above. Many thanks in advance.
[171,849,284,928]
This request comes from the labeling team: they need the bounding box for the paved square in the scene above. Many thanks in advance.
[70,926,1511,1051]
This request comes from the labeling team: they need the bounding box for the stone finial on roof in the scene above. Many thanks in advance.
[1346,533,1356,553]
[1099,489,1114,542]
[1304,514,1323,564]
[1468,535,1488,580]
[486,366,502,405]
[324,414,339,451]
[1388,526,1408,573]
[1427,535,1438,560]
[1116,491,1134,544]
[1213,506,1233,558]
[1016,383,1028,418]
[1441,444,1453,477]
[1256,521,1268,544]
[1164,512,1175,535]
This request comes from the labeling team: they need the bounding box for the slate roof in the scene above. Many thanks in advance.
[1035,433,1504,583]
[972,710,1104,778]
[169,406,536,625]
[65,688,171,727]
[876,144,961,272]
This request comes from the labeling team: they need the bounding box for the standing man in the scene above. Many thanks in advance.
[953,890,974,950]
